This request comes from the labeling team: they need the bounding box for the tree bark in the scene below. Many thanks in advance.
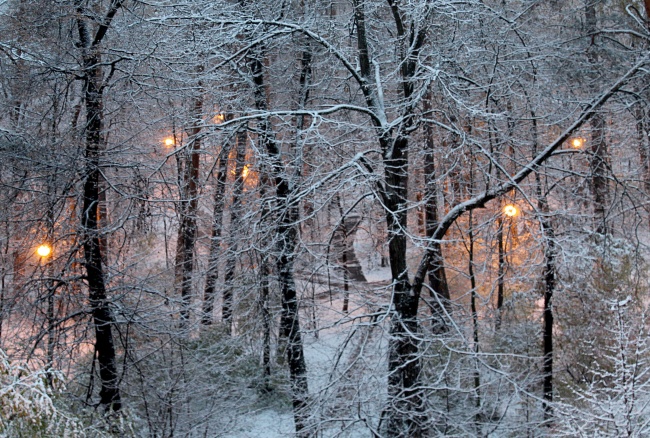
[222,128,247,334]
[202,140,230,325]
[351,0,430,433]
[176,83,203,329]
[422,91,450,332]
[585,0,610,235]
[249,43,309,435]
[496,216,505,331]
[541,212,556,419]
[635,105,650,194]
[468,209,482,429]
[532,110,556,420]
[75,0,123,412]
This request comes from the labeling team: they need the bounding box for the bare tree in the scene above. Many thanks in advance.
[75,0,125,412]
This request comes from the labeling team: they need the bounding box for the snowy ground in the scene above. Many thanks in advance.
[233,287,389,437]
[231,223,395,436]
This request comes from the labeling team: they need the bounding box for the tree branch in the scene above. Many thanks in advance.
[412,53,650,295]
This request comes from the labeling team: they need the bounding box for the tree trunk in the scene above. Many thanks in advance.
[202,141,230,325]
[256,165,274,389]
[383,133,425,436]
[468,209,482,430]
[635,105,650,193]
[528,110,556,420]
[352,0,429,432]
[541,213,556,419]
[423,90,450,331]
[176,86,203,329]
[585,0,610,235]
[222,128,247,334]
[259,246,273,388]
[496,216,505,330]
[75,2,123,412]
[249,44,309,435]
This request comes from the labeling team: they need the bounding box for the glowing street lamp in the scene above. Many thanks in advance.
[503,204,518,217]
[570,137,584,149]
[36,244,52,258]
[163,137,175,147]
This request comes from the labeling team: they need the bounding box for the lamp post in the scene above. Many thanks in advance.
[37,243,54,386]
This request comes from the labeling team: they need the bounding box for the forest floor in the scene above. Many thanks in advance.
[233,264,393,437]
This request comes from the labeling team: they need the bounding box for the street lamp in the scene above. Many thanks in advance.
[570,137,584,149]
[503,204,518,217]
[163,137,175,147]
[36,244,52,258]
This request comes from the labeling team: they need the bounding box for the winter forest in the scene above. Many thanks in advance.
[2,0,650,436]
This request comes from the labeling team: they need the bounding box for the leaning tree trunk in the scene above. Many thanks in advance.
[75,1,124,412]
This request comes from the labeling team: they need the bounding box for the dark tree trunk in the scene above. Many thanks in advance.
[496,217,505,330]
[531,108,555,420]
[352,0,429,433]
[257,166,274,389]
[585,0,610,235]
[468,209,482,429]
[249,45,309,436]
[541,214,556,419]
[335,196,351,313]
[176,89,203,329]
[260,250,273,386]
[75,1,123,412]
[383,133,425,436]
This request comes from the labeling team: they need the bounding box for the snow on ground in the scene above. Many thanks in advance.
[231,408,294,437]
[233,290,387,437]
[363,266,392,284]
[234,219,396,436]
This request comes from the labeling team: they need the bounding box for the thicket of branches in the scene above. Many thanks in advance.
[1,0,650,436]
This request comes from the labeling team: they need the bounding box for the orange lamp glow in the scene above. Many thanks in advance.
[571,137,584,149]
[164,137,175,147]
[36,244,52,257]
[503,205,518,217]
